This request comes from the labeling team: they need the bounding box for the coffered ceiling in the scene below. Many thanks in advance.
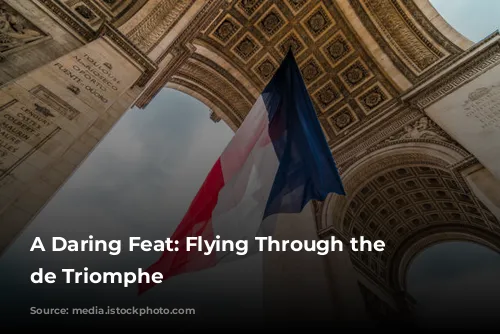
[168,0,469,146]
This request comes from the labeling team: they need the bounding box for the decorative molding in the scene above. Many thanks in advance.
[155,0,220,64]
[362,0,445,73]
[364,117,470,159]
[323,152,499,291]
[176,59,251,120]
[192,53,254,104]
[382,116,451,143]
[30,85,80,120]
[347,0,465,84]
[400,0,464,54]
[169,76,241,128]
[449,156,480,173]
[334,107,418,165]
[134,44,194,108]
[126,0,194,54]
[134,1,224,109]
[36,0,95,41]
[73,2,99,23]
[300,2,336,41]
[327,104,359,135]
[407,43,500,108]
[35,1,158,86]
[190,0,402,148]
[356,82,391,115]
[209,13,242,46]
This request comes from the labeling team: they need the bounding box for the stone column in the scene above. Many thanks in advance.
[262,202,370,326]
[0,24,153,255]
[463,164,500,220]
[392,290,417,327]
[405,36,500,180]
[323,236,371,325]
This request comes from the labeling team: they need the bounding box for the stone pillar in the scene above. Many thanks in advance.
[262,202,370,326]
[463,164,500,220]
[404,35,500,180]
[323,237,371,325]
[0,24,153,255]
[392,290,417,327]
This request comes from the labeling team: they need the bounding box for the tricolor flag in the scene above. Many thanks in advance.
[138,50,345,295]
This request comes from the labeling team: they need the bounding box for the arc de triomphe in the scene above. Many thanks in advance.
[1,0,500,323]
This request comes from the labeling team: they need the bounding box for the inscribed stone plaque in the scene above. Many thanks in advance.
[24,38,143,112]
[425,64,500,179]
[0,98,59,175]
[0,36,144,179]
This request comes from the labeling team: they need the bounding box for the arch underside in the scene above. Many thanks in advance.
[165,0,472,148]
[347,165,499,288]
[166,53,255,132]
[321,141,500,294]
[158,0,494,308]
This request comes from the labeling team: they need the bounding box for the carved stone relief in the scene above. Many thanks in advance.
[197,0,403,147]
[0,3,46,55]
[126,0,195,54]
[384,116,451,143]
[74,4,97,21]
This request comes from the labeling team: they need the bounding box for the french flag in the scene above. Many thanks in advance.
[138,51,345,295]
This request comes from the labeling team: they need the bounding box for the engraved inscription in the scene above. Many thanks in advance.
[52,53,122,105]
[0,99,58,173]
[463,85,500,130]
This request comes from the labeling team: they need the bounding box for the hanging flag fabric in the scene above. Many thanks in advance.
[138,50,345,295]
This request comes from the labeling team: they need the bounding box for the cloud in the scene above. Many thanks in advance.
[0,88,260,317]
[430,0,500,42]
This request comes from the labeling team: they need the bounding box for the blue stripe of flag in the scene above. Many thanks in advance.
[262,50,345,219]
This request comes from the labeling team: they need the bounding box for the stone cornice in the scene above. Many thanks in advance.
[36,0,95,42]
[402,33,500,109]
[154,0,222,64]
[35,0,158,87]
[134,1,226,109]
[126,0,195,55]
[134,44,195,109]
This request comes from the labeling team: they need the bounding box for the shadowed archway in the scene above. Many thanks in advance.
[406,240,500,327]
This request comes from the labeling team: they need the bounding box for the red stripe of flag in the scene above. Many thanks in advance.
[138,159,225,295]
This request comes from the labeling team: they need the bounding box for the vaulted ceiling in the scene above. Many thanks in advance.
[168,0,472,147]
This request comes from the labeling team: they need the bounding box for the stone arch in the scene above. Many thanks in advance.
[112,1,149,28]
[411,0,474,50]
[165,81,238,131]
[391,226,500,292]
[167,39,267,129]
[191,40,261,99]
[322,141,467,232]
[166,47,256,131]
[127,0,479,149]
[320,142,500,290]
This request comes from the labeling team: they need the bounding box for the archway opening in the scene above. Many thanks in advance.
[343,165,498,281]
[406,241,500,327]
[338,162,500,323]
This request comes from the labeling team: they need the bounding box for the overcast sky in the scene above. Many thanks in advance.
[0,0,499,327]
